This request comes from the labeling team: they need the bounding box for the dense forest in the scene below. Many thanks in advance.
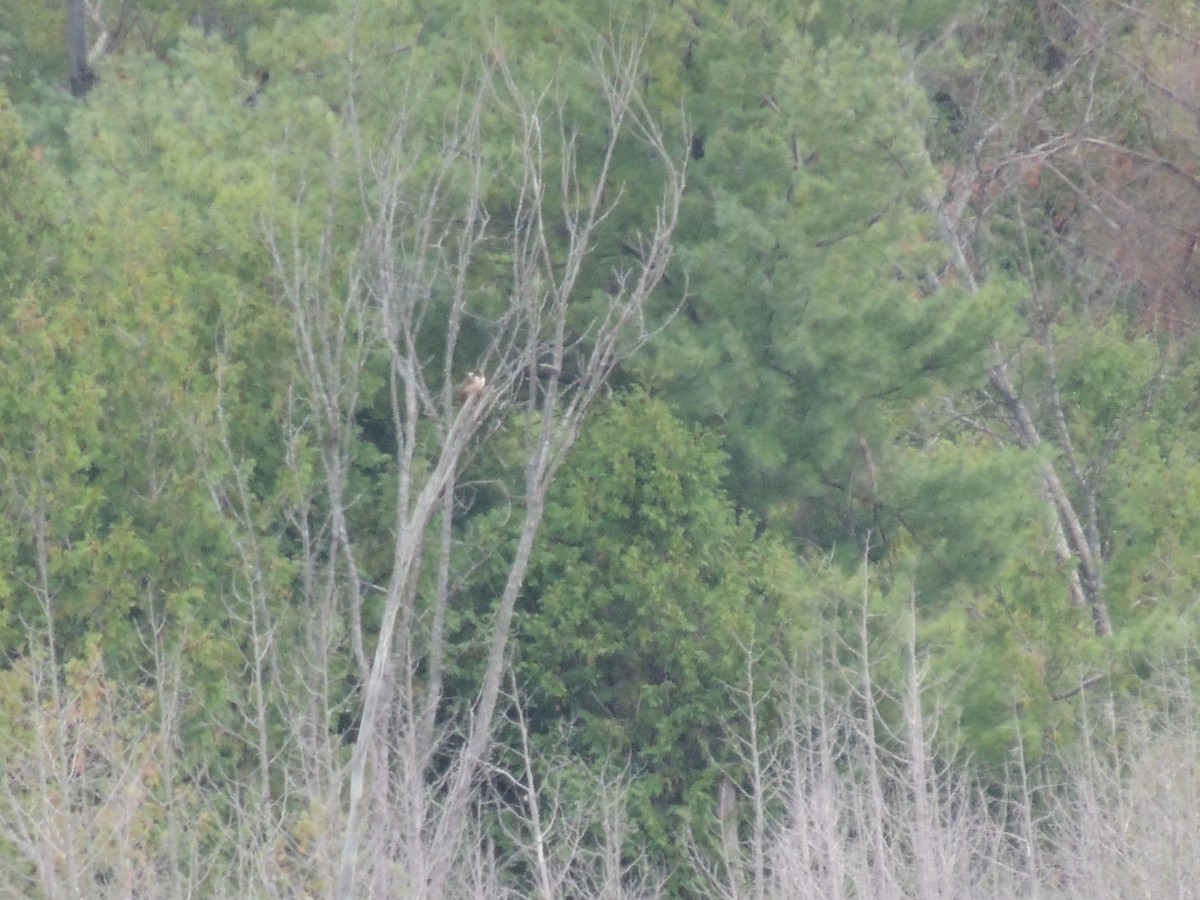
[3,0,1200,896]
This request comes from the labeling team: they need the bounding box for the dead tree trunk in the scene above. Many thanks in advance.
[261,27,688,896]
[926,180,1113,637]
[66,0,96,97]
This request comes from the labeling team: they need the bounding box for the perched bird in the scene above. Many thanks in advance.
[455,370,487,402]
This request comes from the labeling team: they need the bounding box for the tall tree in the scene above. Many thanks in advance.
[229,18,688,891]
[635,9,1002,553]
[505,391,804,887]
[919,0,1200,644]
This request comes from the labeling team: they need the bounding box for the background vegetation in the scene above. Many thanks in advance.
[3,0,1200,896]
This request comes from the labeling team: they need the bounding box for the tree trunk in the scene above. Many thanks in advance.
[66,0,96,97]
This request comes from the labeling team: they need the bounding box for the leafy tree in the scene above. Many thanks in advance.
[0,31,323,799]
[921,0,1200,646]
[636,13,1003,550]
[0,2,67,103]
[0,92,101,660]
[511,391,805,884]
[12,0,1200,891]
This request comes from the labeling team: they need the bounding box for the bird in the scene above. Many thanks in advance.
[455,370,487,403]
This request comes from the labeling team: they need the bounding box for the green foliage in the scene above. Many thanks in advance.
[0,0,329,107]
[886,439,1044,591]
[0,91,64,294]
[8,0,1200,889]
[513,391,804,879]
[639,19,1002,543]
[0,36,313,796]
[0,2,66,104]
[0,98,100,655]
[809,0,977,43]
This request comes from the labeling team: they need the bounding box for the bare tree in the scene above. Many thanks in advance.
[6,575,1197,897]
[251,26,686,896]
[0,639,203,898]
[485,680,665,899]
[916,3,1123,643]
[690,573,1038,900]
[66,0,138,96]
[921,1,1200,641]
